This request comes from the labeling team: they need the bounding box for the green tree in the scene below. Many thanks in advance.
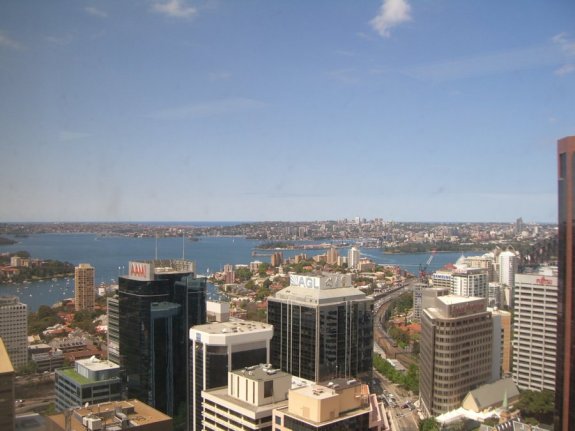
[235,267,252,282]
[516,389,554,425]
[419,418,440,431]
[258,263,271,277]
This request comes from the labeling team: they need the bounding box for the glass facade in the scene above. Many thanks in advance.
[118,269,206,428]
[268,299,373,383]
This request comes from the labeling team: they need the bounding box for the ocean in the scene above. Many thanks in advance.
[0,232,481,311]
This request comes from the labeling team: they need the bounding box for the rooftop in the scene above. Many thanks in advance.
[46,399,172,431]
[76,356,120,372]
[232,364,290,382]
[192,320,272,335]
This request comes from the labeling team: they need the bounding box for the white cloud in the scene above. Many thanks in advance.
[85,6,108,18]
[150,98,266,120]
[405,43,563,82]
[552,33,575,56]
[370,0,412,38]
[555,64,575,76]
[152,0,197,19]
[0,32,23,50]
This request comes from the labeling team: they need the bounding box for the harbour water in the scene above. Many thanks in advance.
[0,233,483,311]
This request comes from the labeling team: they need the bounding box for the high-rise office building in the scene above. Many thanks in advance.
[556,135,575,431]
[189,320,273,431]
[74,263,95,311]
[0,296,28,369]
[116,259,206,426]
[513,269,558,391]
[420,295,493,416]
[106,296,120,365]
[268,273,373,383]
[451,267,488,298]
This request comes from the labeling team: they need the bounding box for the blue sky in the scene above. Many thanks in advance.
[1,0,573,223]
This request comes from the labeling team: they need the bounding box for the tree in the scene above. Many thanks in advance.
[516,389,554,425]
[419,418,440,431]
[235,267,252,282]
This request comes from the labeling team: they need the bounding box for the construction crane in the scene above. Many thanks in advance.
[419,249,436,280]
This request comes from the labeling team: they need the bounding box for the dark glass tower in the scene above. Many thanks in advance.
[117,259,206,430]
[267,274,373,383]
[556,136,575,431]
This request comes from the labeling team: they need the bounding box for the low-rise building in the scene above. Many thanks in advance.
[55,356,121,411]
[46,399,172,431]
[273,378,388,431]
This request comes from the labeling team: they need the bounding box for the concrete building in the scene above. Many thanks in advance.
[326,247,339,266]
[115,259,206,422]
[0,337,15,431]
[556,135,575,431]
[347,247,359,270]
[0,296,28,369]
[420,295,493,416]
[465,255,496,283]
[431,268,454,290]
[490,308,512,377]
[55,356,122,411]
[202,364,291,431]
[190,320,274,431]
[206,300,230,322]
[513,269,558,391]
[412,282,426,322]
[273,378,389,431]
[268,273,373,383]
[498,249,518,289]
[106,295,120,365]
[451,267,488,298]
[74,263,95,311]
[46,399,172,431]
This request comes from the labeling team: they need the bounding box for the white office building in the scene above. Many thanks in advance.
[451,267,488,298]
[512,268,558,391]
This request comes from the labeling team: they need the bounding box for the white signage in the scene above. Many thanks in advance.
[290,275,321,289]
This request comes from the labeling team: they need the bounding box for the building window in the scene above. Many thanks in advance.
[275,416,282,425]
[264,380,273,398]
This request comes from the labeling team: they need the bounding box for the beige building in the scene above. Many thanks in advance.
[420,295,493,416]
[0,296,28,369]
[202,364,291,430]
[0,337,15,431]
[273,378,389,430]
[46,399,172,431]
[74,263,95,311]
[490,308,512,376]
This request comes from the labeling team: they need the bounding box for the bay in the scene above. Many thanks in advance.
[0,233,483,311]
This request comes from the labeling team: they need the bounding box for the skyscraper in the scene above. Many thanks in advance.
[513,269,557,391]
[556,136,575,431]
[267,273,373,383]
[116,259,206,428]
[0,296,28,369]
[189,320,273,431]
[74,263,95,311]
[420,295,493,416]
